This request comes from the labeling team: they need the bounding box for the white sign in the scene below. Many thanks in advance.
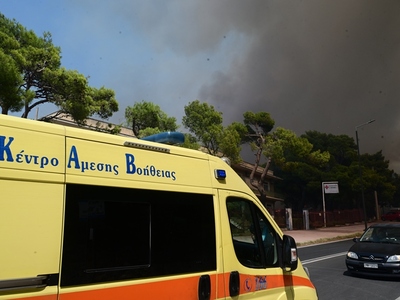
[324,183,339,194]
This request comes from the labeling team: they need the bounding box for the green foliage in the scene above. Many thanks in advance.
[0,50,23,112]
[256,127,330,210]
[125,100,178,137]
[243,111,275,138]
[266,128,330,169]
[219,125,242,164]
[390,174,400,207]
[182,100,223,155]
[304,131,356,167]
[88,86,119,119]
[0,13,118,121]
[275,130,398,214]
[180,133,200,150]
[241,112,323,202]
[138,127,162,138]
[182,100,245,162]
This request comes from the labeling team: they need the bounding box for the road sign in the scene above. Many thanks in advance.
[321,181,339,227]
[324,183,339,194]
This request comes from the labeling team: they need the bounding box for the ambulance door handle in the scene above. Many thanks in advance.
[0,274,58,292]
[198,274,211,300]
[229,271,240,297]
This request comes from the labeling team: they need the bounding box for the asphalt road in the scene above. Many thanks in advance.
[298,240,400,300]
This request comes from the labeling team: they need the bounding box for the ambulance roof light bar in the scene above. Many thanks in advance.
[140,132,185,145]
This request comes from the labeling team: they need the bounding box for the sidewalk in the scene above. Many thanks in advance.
[282,222,371,246]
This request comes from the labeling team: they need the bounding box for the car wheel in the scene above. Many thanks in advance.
[382,217,386,221]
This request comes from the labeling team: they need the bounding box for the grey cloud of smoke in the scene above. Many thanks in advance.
[196,1,400,171]
[84,0,400,171]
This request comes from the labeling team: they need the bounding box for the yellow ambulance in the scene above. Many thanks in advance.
[0,114,318,299]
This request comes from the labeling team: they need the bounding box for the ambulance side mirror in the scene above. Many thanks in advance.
[282,235,298,271]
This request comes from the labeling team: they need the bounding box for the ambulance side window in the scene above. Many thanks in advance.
[227,197,278,268]
[61,184,216,287]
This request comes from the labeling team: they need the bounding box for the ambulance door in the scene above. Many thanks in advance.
[219,190,292,299]
[0,180,63,300]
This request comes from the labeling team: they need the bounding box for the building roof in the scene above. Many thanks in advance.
[232,161,282,181]
[39,111,135,138]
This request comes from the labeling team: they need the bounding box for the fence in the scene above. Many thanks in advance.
[273,209,364,230]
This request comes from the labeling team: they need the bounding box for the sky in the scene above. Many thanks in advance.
[1,0,400,171]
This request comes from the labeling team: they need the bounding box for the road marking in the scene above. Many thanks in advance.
[301,252,348,265]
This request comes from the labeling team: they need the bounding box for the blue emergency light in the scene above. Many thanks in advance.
[214,169,226,180]
[140,132,185,144]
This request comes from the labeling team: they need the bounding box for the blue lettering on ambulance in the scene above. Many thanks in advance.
[0,135,59,168]
[125,153,176,180]
[0,136,14,162]
[67,145,80,169]
[67,145,119,175]
[0,136,175,179]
